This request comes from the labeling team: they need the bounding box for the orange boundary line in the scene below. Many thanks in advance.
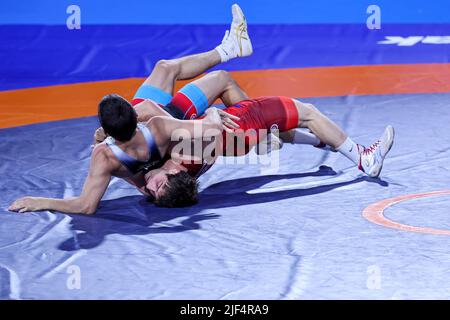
[2,63,450,128]
[362,190,450,235]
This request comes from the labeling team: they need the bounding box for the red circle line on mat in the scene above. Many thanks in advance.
[363,190,450,235]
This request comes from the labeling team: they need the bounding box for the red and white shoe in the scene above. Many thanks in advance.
[359,125,395,178]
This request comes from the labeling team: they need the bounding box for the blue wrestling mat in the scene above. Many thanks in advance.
[1,0,450,300]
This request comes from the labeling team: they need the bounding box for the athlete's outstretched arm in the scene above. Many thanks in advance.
[9,147,112,215]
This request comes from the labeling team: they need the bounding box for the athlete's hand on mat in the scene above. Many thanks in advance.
[91,127,107,148]
[8,197,45,213]
[205,107,240,133]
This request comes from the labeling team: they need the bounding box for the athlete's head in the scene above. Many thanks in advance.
[98,94,137,142]
[145,161,198,207]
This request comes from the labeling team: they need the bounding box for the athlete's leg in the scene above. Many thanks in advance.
[241,96,393,177]
[257,129,333,155]
[292,99,364,165]
[133,4,253,105]
[167,4,252,83]
[279,130,320,146]
[132,52,220,107]
[190,70,248,106]
[292,100,347,148]
[292,99,394,177]
[143,50,221,95]
[168,70,249,119]
[220,97,331,155]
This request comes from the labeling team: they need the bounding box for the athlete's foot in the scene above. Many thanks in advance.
[215,4,253,62]
[358,125,395,178]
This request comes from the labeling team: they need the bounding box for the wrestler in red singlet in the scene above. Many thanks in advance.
[182,96,300,178]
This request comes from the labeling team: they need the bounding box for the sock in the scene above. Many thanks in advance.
[215,46,230,63]
[336,137,361,165]
[215,30,236,63]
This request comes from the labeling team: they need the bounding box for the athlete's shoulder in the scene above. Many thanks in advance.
[91,143,118,171]
[92,142,109,156]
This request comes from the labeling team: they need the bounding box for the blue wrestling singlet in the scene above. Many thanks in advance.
[105,123,162,174]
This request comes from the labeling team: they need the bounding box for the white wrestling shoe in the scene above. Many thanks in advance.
[215,4,253,62]
[359,125,395,178]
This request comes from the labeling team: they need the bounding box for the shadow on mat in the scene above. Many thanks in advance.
[58,166,388,251]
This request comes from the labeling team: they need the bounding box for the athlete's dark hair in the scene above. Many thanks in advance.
[98,94,137,141]
[154,171,199,208]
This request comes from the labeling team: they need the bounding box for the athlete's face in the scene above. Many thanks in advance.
[145,168,169,200]
[145,167,180,200]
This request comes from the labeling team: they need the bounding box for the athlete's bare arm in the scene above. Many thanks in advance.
[148,107,240,155]
[134,100,173,122]
[9,146,113,215]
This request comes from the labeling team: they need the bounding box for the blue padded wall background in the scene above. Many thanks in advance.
[1,0,450,25]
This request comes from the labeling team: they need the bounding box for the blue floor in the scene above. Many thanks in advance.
[1,93,450,299]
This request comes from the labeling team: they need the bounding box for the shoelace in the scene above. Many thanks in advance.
[362,141,380,155]
[235,22,248,55]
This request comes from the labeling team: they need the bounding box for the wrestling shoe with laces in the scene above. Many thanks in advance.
[359,125,395,178]
[215,4,253,62]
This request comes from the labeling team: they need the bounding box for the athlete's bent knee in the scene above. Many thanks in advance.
[210,70,232,84]
[154,59,180,77]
